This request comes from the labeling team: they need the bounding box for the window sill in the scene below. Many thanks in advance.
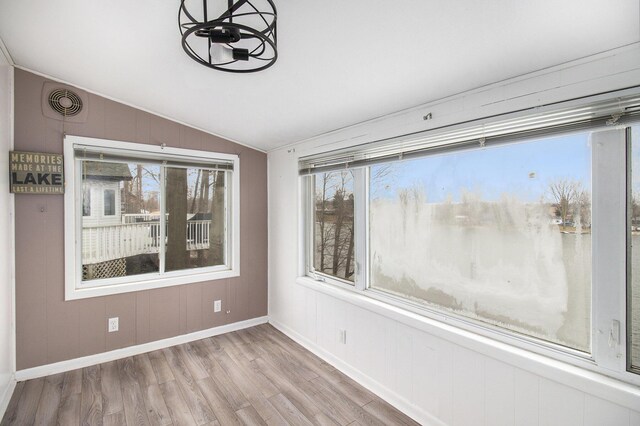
[295,276,640,410]
[66,268,239,300]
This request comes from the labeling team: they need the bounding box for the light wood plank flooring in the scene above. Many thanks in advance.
[2,324,419,426]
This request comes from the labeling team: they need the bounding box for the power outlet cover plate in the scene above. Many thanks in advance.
[108,317,119,333]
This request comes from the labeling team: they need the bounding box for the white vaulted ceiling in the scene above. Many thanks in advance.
[0,0,638,151]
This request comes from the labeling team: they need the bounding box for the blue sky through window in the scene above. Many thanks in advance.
[371,132,592,203]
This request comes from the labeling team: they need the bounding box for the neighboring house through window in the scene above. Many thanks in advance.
[64,136,240,300]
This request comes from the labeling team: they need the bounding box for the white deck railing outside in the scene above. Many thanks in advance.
[121,213,165,224]
[82,220,211,264]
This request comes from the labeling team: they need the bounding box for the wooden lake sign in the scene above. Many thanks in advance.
[10,151,64,194]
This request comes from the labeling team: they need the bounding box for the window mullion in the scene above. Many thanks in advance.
[301,175,311,276]
[304,175,314,277]
[224,171,230,267]
[592,127,627,371]
[159,166,166,275]
[75,159,84,287]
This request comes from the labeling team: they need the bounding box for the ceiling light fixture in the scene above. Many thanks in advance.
[179,0,277,73]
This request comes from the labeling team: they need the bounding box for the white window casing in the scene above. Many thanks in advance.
[64,135,241,300]
[300,88,640,386]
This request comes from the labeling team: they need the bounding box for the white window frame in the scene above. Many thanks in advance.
[64,135,240,301]
[303,168,367,290]
[300,95,640,387]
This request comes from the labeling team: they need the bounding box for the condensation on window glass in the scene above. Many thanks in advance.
[81,161,161,281]
[165,167,226,273]
[629,126,640,371]
[369,133,592,352]
[313,171,355,282]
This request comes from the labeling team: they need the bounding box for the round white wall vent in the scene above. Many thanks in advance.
[47,88,83,117]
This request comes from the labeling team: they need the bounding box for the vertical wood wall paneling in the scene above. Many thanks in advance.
[290,284,640,426]
[105,294,136,351]
[135,291,151,345]
[583,395,631,426]
[13,69,268,370]
[15,199,47,368]
[45,193,78,365]
[483,357,515,426]
[513,368,539,426]
[267,46,640,426]
[538,378,584,426]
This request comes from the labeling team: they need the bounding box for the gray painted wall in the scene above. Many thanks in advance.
[14,69,268,370]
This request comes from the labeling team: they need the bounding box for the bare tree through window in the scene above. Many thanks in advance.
[547,178,590,230]
[313,171,355,281]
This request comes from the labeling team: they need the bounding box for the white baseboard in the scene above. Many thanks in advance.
[15,316,268,382]
[268,318,447,426]
[0,376,16,421]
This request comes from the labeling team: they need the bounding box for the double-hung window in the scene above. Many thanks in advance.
[301,91,640,383]
[64,136,240,300]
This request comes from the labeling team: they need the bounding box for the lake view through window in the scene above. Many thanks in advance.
[369,133,592,351]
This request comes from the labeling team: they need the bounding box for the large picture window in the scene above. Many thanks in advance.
[369,133,592,352]
[65,136,240,300]
[301,92,640,384]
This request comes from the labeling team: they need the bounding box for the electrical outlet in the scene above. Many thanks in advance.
[214,300,222,313]
[338,329,347,344]
[108,317,119,333]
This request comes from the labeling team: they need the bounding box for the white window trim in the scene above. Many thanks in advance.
[302,168,366,290]
[299,102,640,387]
[64,135,241,301]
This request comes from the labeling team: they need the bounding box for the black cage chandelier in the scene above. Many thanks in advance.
[179,0,277,73]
